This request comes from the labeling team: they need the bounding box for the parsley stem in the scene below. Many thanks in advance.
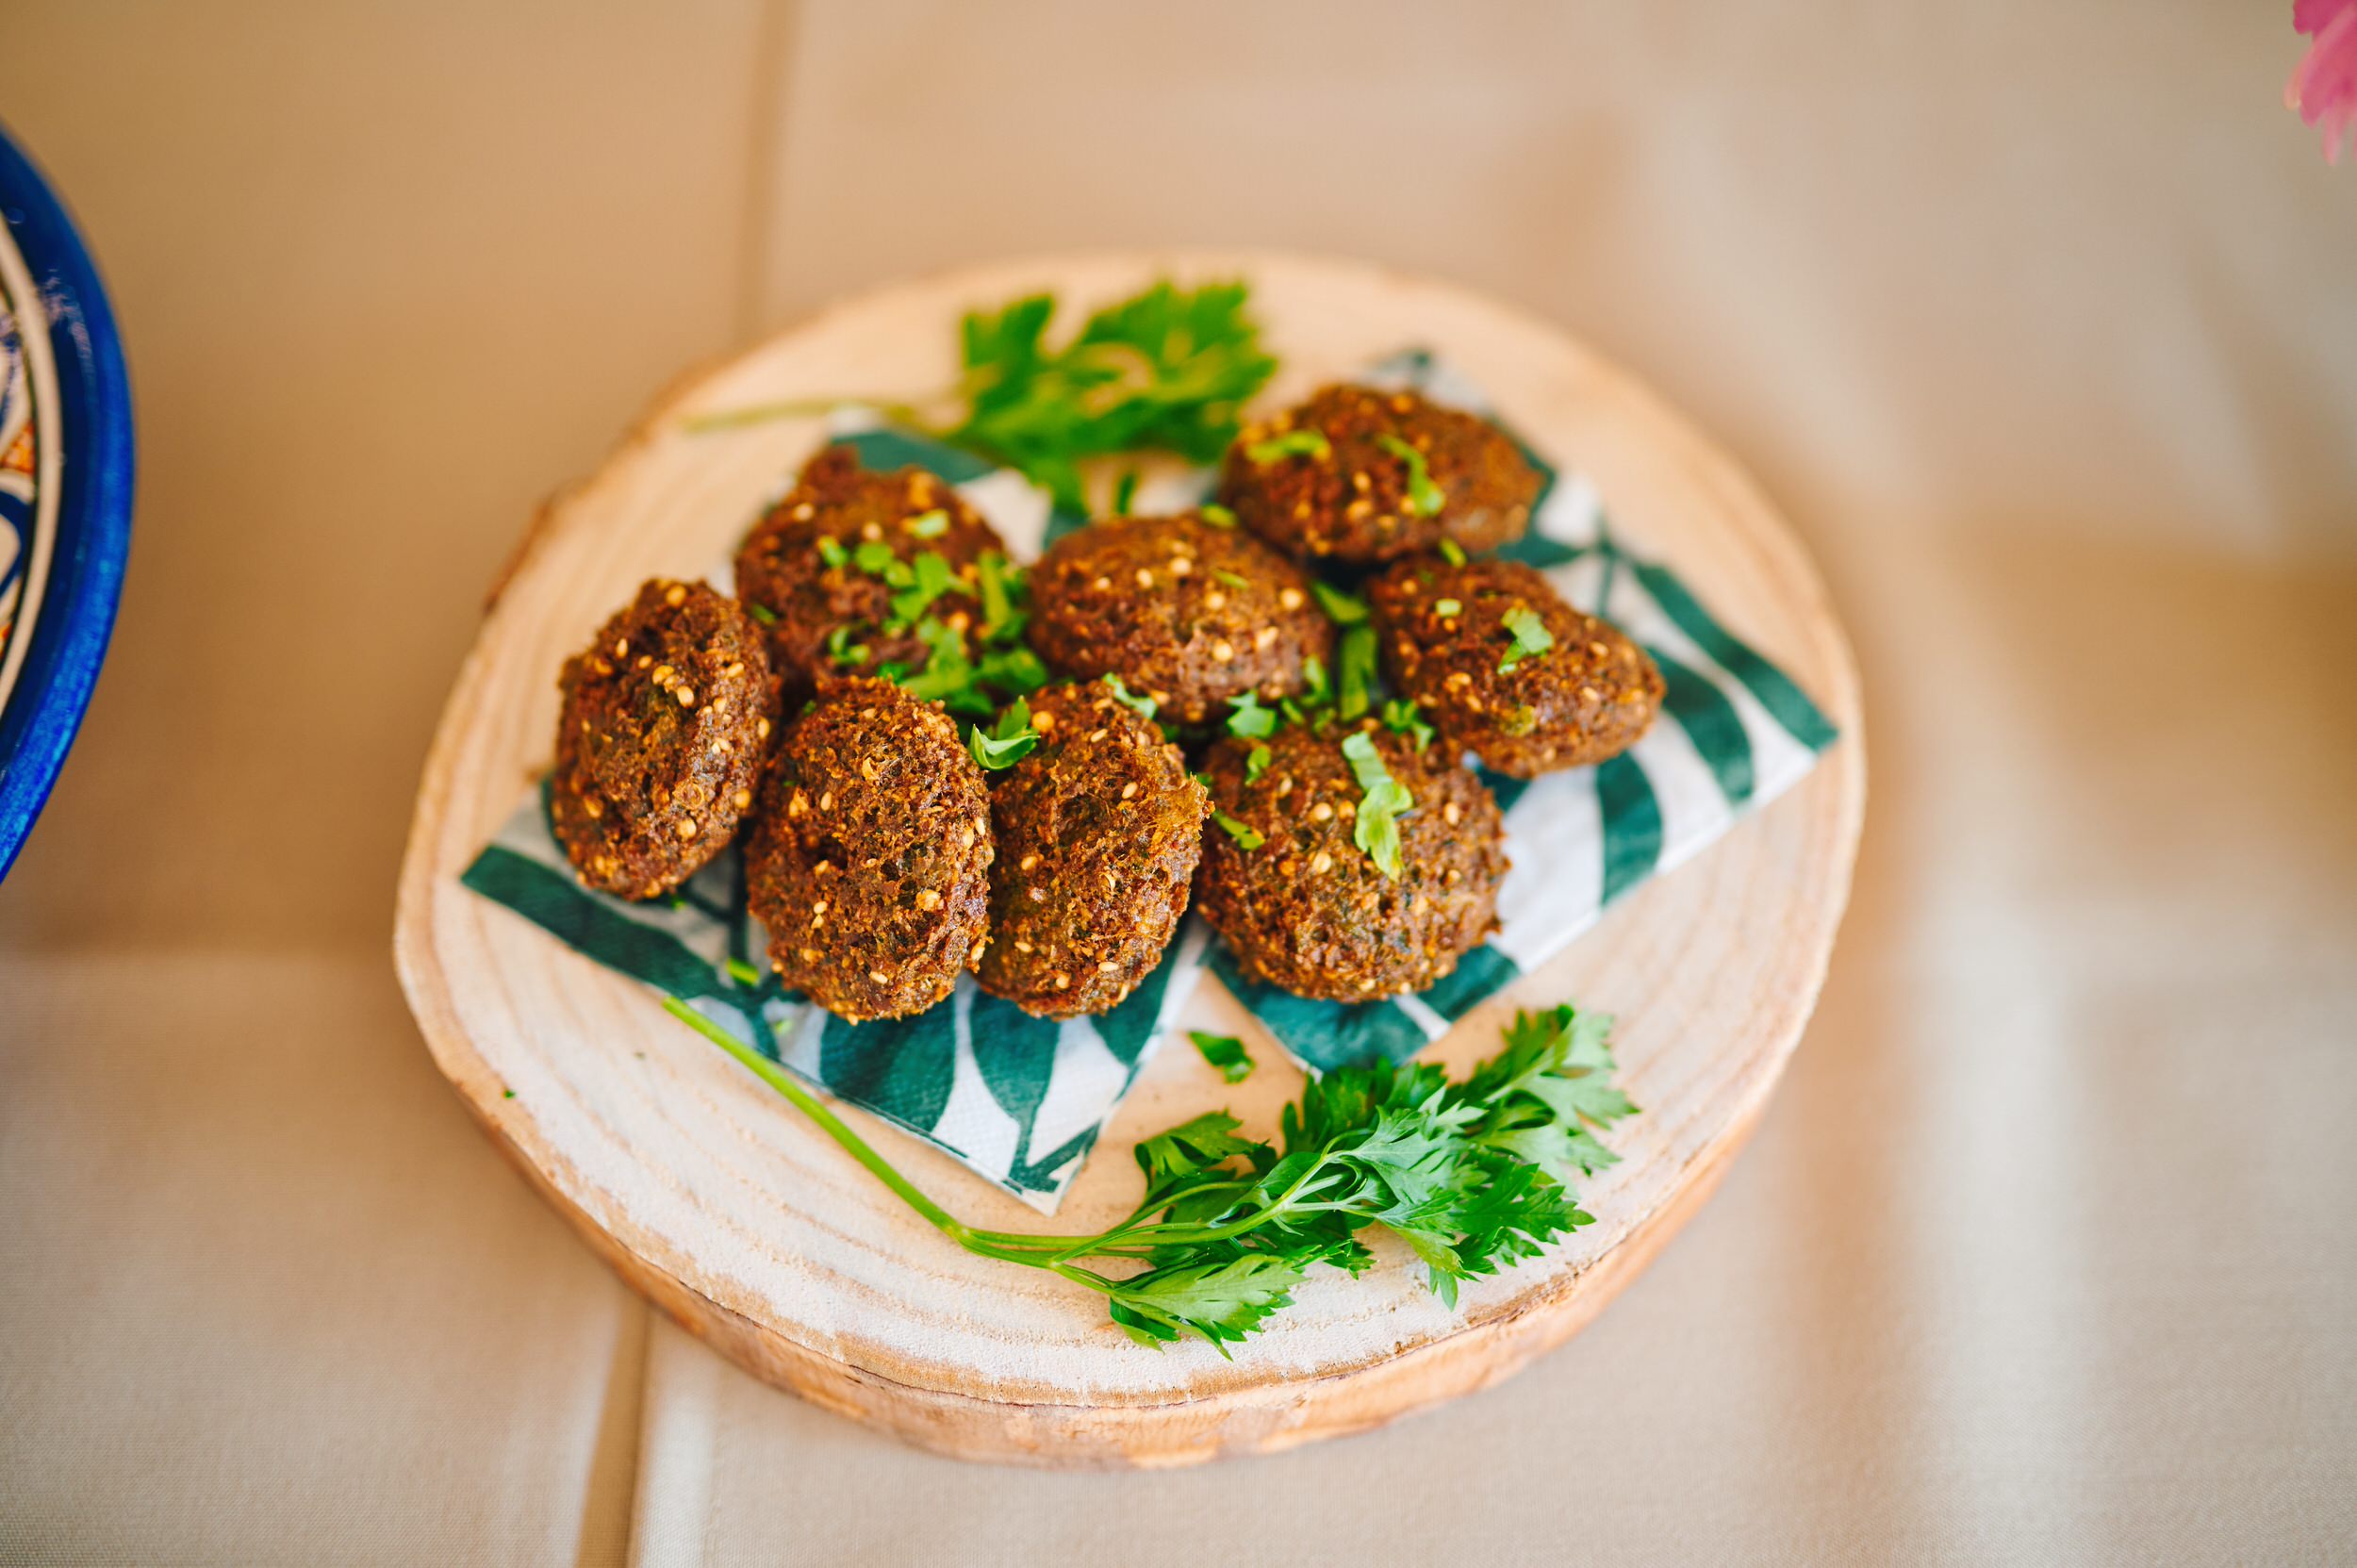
[665,999,972,1244]
[683,396,931,434]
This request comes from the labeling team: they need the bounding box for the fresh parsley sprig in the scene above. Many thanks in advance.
[665,999,1636,1349]
[688,280,1278,516]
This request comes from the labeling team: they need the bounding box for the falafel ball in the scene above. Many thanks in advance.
[1025,512,1335,726]
[744,678,994,1020]
[1195,721,1508,1000]
[734,444,1007,699]
[976,682,1211,1017]
[1368,555,1663,777]
[551,577,777,900]
[1216,384,1541,563]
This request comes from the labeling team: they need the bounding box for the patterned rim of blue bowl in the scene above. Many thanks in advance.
[0,122,135,883]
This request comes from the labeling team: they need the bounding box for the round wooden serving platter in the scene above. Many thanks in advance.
[394,252,1865,1468]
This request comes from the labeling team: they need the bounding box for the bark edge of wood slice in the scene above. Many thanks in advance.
[393,251,1867,1469]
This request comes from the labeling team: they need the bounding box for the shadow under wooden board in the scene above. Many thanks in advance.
[393,251,1866,1468]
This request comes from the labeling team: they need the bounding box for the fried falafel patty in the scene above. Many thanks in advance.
[552,577,777,900]
[1217,384,1541,563]
[745,678,994,1020]
[1369,555,1664,777]
[1195,722,1508,1000]
[734,444,1007,699]
[976,682,1210,1018]
[1025,512,1334,726]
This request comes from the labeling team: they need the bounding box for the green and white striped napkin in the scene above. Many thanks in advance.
[461,353,1836,1209]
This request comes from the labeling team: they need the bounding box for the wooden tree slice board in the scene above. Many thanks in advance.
[394,251,1866,1469]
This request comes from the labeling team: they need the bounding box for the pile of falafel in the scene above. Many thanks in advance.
[549,385,1667,1024]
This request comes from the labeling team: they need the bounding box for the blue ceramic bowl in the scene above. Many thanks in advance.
[0,124,133,882]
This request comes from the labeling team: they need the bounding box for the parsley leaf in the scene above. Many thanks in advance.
[852,539,898,576]
[1245,428,1331,464]
[948,281,1278,513]
[976,552,1025,643]
[1382,697,1435,751]
[1111,469,1140,516]
[1311,581,1370,624]
[816,536,849,569]
[967,698,1039,770]
[1300,654,1331,706]
[898,617,973,702]
[1376,433,1445,516]
[747,602,779,626]
[1226,690,1277,739]
[1498,605,1556,672]
[1213,810,1265,850]
[904,508,949,539]
[1101,673,1157,720]
[1199,503,1238,528]
[1438,537,1469,568]
[1188,1031,1256,1084]
[1244,743,1272,784]
[825,624,870,668]
[1341,730,1413,880]
[1336,623,1378,721]
[890,551,957,626]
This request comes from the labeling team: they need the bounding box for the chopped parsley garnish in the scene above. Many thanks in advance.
[889,551,957,626]
[1299,654,1331,706]
[1212,810,1265,850]
[1225,690,1277,739]
[1341,730,1413,880]
[976,552,1024,641]
[1112,469,1140,516]
[665,997,1634,1349]
[1102,672,1157,719]
[747,602,779,626]
[1336,623,1377,721]
[1433,597,1462,618]
[967,698,1040,770]
[1439,537,1469,568]
[904,508,949,539]
[1311,581,1369,624]
[1376,433,1445,516]
[816,536,849,569]
[1245,428,1331,464]
[1498,605,1556,672]
[825,625,870,667]
[1213,569,1249,589]
[1244,743,1272,784]
[1188,1031,1255,1084]
[852,539,899,576]
[898,617,974,702]
[1382,697,1435,751]
[1199,503,1238,528]
[975,644,1047,694]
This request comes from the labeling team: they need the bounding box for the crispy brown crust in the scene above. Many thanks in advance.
[1195,721,1507,1000]
[1369,555,1663,777]
[551,578,777,900]
[975,683,1210,1017]
[1216,384,1540,563]
[733,445,1007,701]
[744,678,994,1020]
[1025,513,1335,727]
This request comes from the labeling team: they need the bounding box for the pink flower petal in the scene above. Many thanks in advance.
[2290,8,2357,124]
[2296,0,2357,39]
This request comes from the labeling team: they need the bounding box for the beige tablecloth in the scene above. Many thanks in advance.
[4,3,2352,1562]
